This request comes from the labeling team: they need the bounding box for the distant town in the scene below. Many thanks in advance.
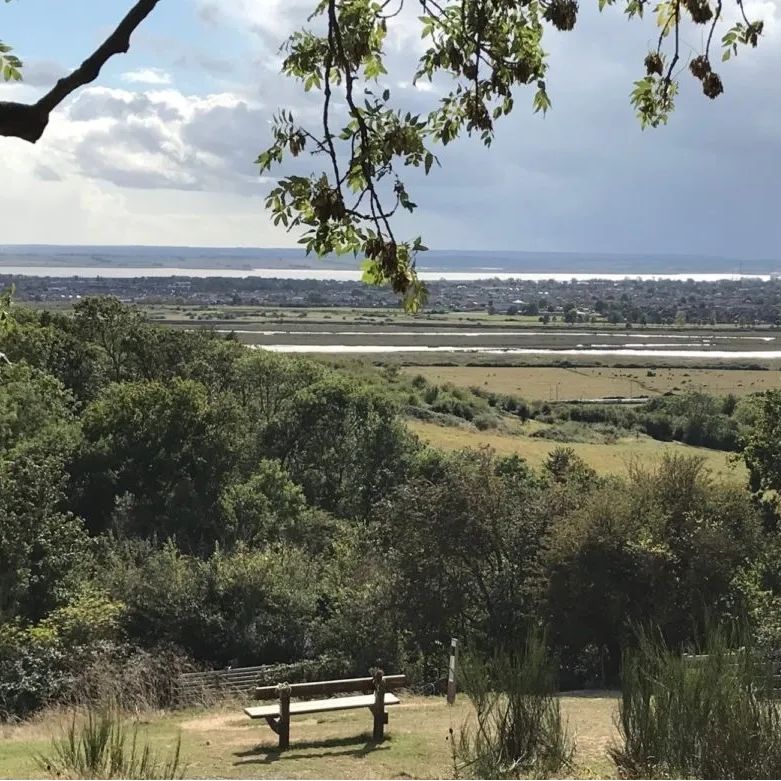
[4,272,781,326]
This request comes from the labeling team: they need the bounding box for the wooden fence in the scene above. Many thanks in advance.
[682,651,781,696]
[177,656,350,703]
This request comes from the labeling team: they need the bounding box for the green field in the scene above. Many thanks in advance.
[144,303,779,332]
[0,694,618,780]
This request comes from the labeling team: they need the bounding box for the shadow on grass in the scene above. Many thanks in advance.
[234,733,391,766]
[560,689,621,699]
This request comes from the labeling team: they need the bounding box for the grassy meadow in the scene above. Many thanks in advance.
[0,694,618,780]
[404,365,781,400]
[408,419,746,481]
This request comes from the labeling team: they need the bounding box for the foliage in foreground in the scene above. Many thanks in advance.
[454,632,573,779]
[38,707,183,780]
[611,625,781,779]
[258,0,768,310]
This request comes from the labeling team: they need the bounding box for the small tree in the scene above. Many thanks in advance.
[742,390,781,522]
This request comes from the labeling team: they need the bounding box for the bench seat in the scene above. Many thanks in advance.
[244,692,400,719]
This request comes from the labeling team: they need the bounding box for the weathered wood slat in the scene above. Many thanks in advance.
[180,665,274,678]
[183,673,264,683]
[181,680,261,688]
[245,693,400,719]
[254,674,406,700]
[180,674,264,683]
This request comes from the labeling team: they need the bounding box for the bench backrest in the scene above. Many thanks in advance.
[254,674,406,700]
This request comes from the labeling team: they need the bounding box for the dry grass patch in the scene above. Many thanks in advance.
[408,419,746,482]
[406,366,781,401]
[0,695,620,779]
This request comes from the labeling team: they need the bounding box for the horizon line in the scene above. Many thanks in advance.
[0,243,778,264]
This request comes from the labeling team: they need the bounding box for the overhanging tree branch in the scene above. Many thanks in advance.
[0,0,163,143]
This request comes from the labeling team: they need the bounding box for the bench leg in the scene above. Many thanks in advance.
[372,673,385,742]
[278,688,291,750]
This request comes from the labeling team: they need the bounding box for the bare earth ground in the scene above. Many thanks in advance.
[0,693,619,780]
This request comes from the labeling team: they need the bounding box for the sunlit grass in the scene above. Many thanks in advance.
[1,695,618,780]
[408,419,746,482]
[405,365,781,401]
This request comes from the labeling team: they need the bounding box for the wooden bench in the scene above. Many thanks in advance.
[244,670,405,749]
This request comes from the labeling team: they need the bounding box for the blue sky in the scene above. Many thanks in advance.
[1,1,249,93]
[1,0,780,259]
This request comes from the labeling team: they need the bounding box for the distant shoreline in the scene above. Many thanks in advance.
[1,245,779,277]
[0,266,777,283]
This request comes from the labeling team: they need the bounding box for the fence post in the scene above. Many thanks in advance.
[447,637,458,705]
[277,682,291,750]
[372,668,386,742]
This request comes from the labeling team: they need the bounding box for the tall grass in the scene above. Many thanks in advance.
[454,631,574,779]
[38,708,184,779]
[611,624,781,779]
[66,645,195,713]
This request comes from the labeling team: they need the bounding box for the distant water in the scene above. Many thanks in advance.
[0,266,776,282]
[219,329,777,343]
[1,245,780,276]
[257,345,781,359]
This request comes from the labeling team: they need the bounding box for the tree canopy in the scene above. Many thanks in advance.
[2,299,781,716]
[1,0,767,308]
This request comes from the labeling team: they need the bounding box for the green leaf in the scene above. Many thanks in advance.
[655,1,675,35]
[0,40,22,82]
[360,259,385,285]
[533,87,552,115]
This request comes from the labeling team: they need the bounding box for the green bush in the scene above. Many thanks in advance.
[454,631,574,779]
[110,542,319,667]
[611,625,781,779]
[430,395,477,421]
[0,589,124,719]
[0,622,72,719]
[473,413,499,431]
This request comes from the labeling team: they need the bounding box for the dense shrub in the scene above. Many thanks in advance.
[473,413,499,430]
[536,391,747,451]
[0,589,124,719]
[430,395,477,420]
[546,454,762,685]
[106,542,320,667]
[612,625,781,779]
[455,632,574,779]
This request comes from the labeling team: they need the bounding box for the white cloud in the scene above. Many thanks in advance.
[121,68,173,86]
[2,0,781,257]
[0,81,293,246]
[0,133,293,247]
[54,86,268,193]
